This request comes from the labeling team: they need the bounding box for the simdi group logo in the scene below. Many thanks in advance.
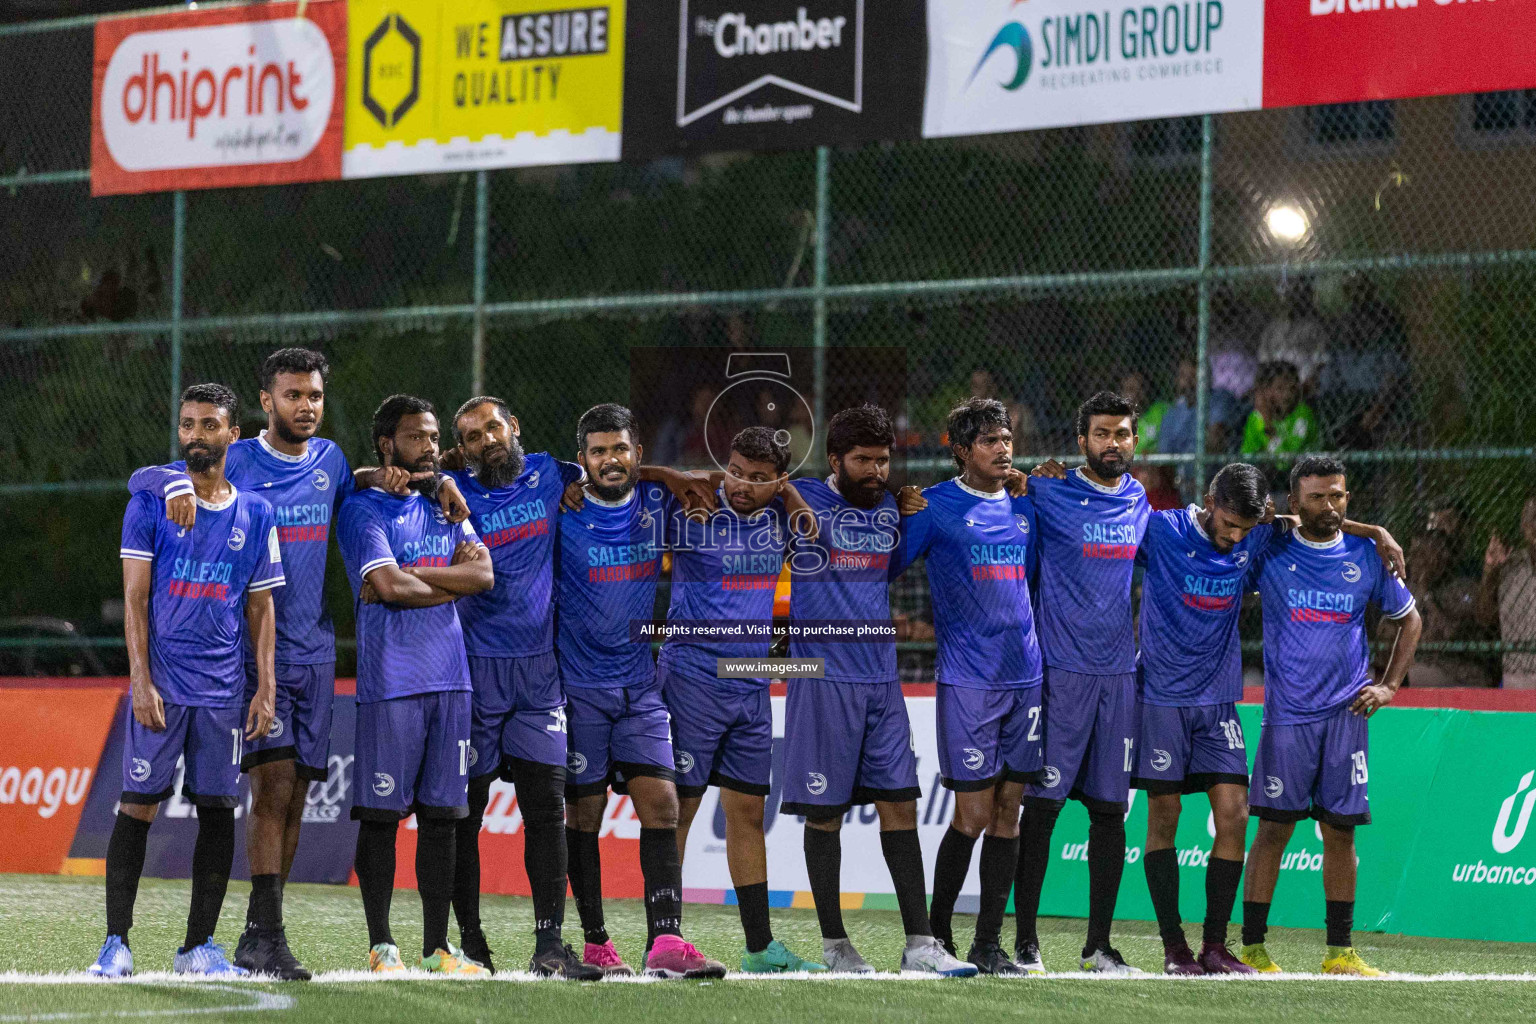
[1452,769,1536,886]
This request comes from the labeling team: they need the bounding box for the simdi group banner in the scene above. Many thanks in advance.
[923,0,1265,139]
[341,0,626,177]
[90,0,347,196]
[10,684,1536,942]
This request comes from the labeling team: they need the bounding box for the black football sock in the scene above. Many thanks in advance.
[929,827,977,951]
[183,806,235,952]
[640,827,684,946]
[1241,900,1270,947]
[1014,799,1062,951]
[512,761,569,952]
[566,827,608,945]
[105,811,152,941]
[417,818,456,958]
[1084,807,1127,954]
[880,828,932,938]
[1325,900,1354,948]
[354,820,398,949]
[452,775,491,936]
[974,834,1019,949]
[803,826,847,940]
[248,873,283,932]
[1203,857,1244,945]
[735,881,773,954]
[1143,847,1184,947]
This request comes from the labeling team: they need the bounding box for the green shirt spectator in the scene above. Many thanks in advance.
[1241,401,1315,456]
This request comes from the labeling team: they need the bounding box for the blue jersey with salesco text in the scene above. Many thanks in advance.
[448,452,584,659]
[337,488,479,704]
[1250,530,1415,725]
[120,481,285,707]
[1029,468,1150,676]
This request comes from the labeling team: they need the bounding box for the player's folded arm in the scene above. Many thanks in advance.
[363,561,459,608]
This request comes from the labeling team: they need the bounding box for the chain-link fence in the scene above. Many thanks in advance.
[4,10,1535,686]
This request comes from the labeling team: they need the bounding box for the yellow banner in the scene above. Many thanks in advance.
[343,0,623,176]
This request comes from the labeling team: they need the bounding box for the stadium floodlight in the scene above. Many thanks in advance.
[1264,203,1309,245]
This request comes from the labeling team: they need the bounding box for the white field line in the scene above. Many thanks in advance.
[0,983,295,1020]
[3,970,1536,985]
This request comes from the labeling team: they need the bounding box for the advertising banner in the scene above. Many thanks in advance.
[342,0,626,178]
[1263,0,1536,111]
[922,0,1263,139]
[91,1,346,196]
[620,0,926,159]
[0,689,119,874]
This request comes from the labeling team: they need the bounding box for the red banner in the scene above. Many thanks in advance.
[0,688,121,874]
[1263,0,1536,110]
[90,0,346,196]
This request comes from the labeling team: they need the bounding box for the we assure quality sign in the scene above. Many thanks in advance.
[343,0,625,177]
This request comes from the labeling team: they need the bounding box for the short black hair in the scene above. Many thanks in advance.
[1208,462,1268,520]
[947,397,1010,470]
[1254,360,1299,390]
[826,404,895,460]
[452,395,512,441]
[1075,390,1137,439]
[180,382,238,426]
[1289,454,1346,493]
[731,426,789,475]
[371,394,435,461]
[258,347,329,393]
[576,403,638,454]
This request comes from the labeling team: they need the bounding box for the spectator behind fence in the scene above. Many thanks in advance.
[1208,289,1261,453]
[1408,530,1491,688]
[1241,361,1316,496]
[1257,276,1329,390]
[1477,494,1536,689]
[1319,273,1410,450]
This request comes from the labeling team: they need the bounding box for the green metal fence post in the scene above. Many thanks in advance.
[812,146,830,436]
[168,189,186,460]
[472,170,489,396]
[1194,114,1214,496]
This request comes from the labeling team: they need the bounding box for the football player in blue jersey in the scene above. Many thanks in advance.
[895,398,1044,976]
[781,404,976,978]
[558,404,726,979]
[1240,456,1421,976]
[439,396,601,979]
[93,383,282,979]
[1014,391,1152,974]
[338,395,494,975]
[663,426,826,974]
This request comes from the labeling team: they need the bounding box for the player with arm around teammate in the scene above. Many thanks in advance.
[662,426,827,973]
[897,398,1048,976]
[92,383,283,978]
[558,404,727,980]
[1239,456,1421,976]
[780,404,977,978]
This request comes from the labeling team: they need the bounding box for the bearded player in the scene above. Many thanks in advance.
[93,383,282,978]
[782,404,977,978]
[337,395,493,975]
[1240,456,1421,976]
[662,426,826,973]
